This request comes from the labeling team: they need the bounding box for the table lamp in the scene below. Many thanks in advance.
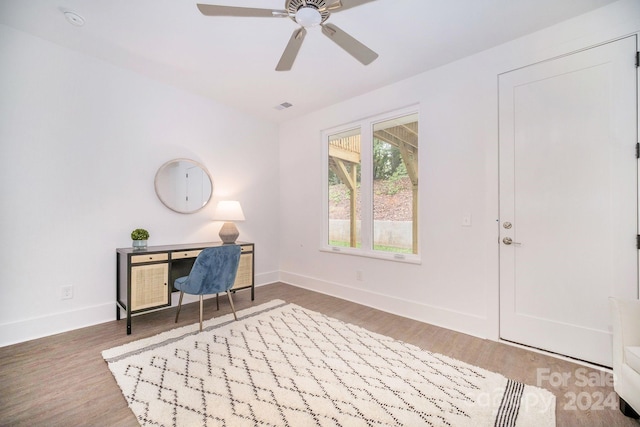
[213,201,245,244]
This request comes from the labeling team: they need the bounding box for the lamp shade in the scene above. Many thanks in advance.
[212,201,245,221]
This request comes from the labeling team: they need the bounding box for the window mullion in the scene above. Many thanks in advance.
[359,122,373,252]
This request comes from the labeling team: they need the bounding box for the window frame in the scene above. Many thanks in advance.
[321,105,421,264]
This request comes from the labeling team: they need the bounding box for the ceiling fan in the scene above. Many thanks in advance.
[196,0,379,71]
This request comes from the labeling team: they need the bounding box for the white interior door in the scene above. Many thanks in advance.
[185,166,204,211]
[499,36,638,366]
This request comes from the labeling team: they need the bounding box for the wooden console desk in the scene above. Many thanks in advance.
[116,241,254,334]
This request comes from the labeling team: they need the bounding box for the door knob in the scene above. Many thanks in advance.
[502,237,521,245]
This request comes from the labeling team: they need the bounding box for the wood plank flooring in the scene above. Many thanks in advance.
[1,282,638,426]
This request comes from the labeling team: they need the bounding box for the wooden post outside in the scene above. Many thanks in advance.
[350,166,357,247]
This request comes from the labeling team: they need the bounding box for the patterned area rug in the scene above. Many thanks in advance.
[103,300,555,426]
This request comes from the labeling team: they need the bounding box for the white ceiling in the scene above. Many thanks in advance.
[0,0,619,123]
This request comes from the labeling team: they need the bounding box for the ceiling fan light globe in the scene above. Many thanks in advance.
[295,7,322,27]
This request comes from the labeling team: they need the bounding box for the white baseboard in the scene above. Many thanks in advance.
[0,269,486,348]
[279,271,488,340]
[0,270,283,348]
[0,302,114,348]
[256,270,280,287]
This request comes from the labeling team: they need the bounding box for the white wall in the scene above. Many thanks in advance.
[278,0,640,341]
[1,0,638,348]
[0,25,280,346]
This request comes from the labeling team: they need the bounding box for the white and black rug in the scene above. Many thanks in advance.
[103,300,555,426]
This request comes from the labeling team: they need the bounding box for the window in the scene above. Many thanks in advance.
[324,107,419,261]
[327,128,362,248]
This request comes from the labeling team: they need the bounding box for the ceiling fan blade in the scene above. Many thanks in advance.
[321,23,378,65]
[328,0,377,13]
[196,4,288,18]
[276,27,307,71]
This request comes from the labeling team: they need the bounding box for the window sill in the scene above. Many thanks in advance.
[319,246,421,264]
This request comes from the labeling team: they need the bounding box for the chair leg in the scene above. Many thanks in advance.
[227,290,238,321]
[199,295,204,332]
[175,291,184,323]
[216,293,220,311]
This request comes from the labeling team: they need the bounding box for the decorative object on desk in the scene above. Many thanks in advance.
[212,200,245,244]
[103,300,555,427]
[130,228,149,250]
[154,158,213,214]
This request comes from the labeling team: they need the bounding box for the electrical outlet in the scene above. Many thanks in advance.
[356,270,363,281]
[61,285,73,300]
[462,214,472,227]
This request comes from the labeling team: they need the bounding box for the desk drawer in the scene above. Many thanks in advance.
[172,250,202,260]
[241,245,253,253]
[131,253,169,264]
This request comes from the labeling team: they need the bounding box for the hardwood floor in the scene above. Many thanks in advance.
[1,282,638,426]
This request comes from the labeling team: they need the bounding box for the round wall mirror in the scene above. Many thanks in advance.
[154,158,214,214]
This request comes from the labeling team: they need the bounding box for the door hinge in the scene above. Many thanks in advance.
[637,235,640,250]
[636,51,640,67]
[636,143,639,159]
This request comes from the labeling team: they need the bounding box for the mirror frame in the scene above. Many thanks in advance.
[154,158,214,214]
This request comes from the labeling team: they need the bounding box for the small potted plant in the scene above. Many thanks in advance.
[131,228,150,250]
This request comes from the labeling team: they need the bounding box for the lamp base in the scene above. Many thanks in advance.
[219,222,239,244]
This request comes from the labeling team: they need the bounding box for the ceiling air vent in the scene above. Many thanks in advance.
[274,102,293,111]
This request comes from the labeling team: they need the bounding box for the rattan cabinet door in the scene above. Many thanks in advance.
[131,263,169,311]
[232,249,253,290]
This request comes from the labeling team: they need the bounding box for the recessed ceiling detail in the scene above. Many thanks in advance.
[62,10,85,27]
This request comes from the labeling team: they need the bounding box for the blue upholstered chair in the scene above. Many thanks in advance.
[174,245,241,331]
